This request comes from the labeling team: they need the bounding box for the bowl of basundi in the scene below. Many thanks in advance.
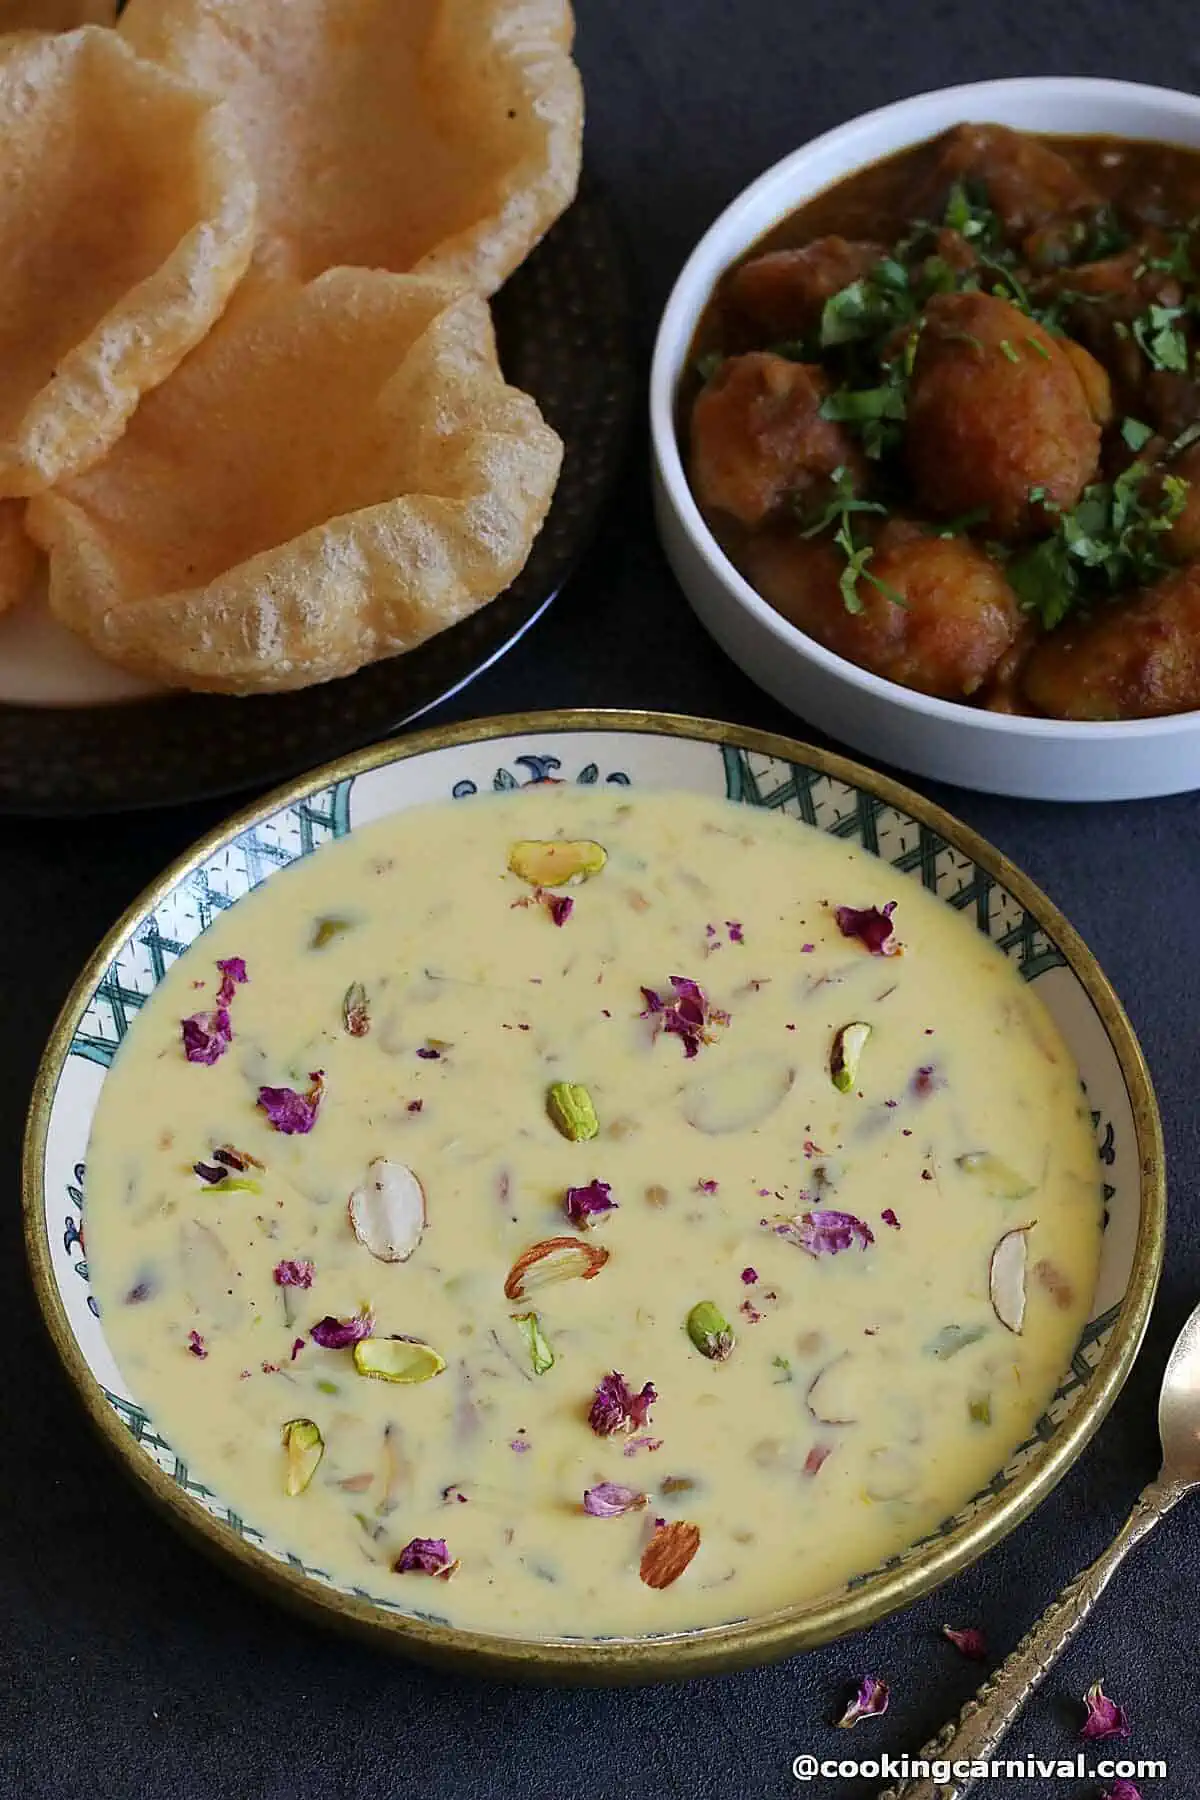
[24,711,1162,1678]
[651,78,1200,801]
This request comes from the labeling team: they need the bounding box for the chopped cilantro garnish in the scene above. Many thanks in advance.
[795,467,903,614]
[1139,223,1196,282]
[1025,334,1052,361]
[1006,460,1189,628]
[1132,303,1190,373]
[999,339,1020,364]
[1080,203,1132,262]
[1121,416,1154,452]
[797,465,887,538]
[819,258,913,349]
[942,180,1003,250]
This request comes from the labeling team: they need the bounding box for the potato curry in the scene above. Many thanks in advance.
[686,124,1200,719]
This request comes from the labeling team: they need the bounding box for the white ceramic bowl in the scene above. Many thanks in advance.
[651,78,1200,802]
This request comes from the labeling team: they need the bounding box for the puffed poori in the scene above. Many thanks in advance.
[120,0,583,295]
[0,27,256,498]
[0,503,37,618]
[28,272,564,693]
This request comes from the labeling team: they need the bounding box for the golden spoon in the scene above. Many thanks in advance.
[878,1298,1200,1800]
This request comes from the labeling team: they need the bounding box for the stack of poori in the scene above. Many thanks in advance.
[0,0,582,692]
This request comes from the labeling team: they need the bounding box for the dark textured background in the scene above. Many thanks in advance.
[4,2,1198,1794]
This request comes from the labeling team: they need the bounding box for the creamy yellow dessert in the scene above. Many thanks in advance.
[84,786,1102,1637]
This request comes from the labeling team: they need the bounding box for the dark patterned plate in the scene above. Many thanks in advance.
[0,185,633,816]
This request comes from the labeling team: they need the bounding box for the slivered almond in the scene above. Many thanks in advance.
[503,1236,610,1302]
[640,1520,701,1590]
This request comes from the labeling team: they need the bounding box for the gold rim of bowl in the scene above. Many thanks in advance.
[22,709,1166,1681]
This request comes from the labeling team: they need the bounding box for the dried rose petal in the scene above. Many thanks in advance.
[640,975,723,1059]
[393,1536,457,1577]
[639,1519,700,1589]
[881,1208,901,1230]
[836,1675,890,1728]
[416,1045,442,1061]
[545,893,574,927]
[289,1336,305,1361]
[1080,1681,1131,1741]
[582,1482,647,1518]
[310,1308,374,1350]
[834,902,896,955]
[697,1178,719,1195]
[186,1329,208,1359]
[510,1438,532,1454]
[726,920,744,943]
[258,1071,325,1134]
[181,957,248,1064]
[588,1371,657,1437]
[741,1266,758,1284]
[803,1444,832,1477]
[564,1180,618,1229]
[942,1624,988,1660]
[181,1010,232,1065]
[273,1259,314,1288]
[770,1209,875,1256]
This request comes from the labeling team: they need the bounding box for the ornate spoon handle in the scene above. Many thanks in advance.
[876,1479,1180,1800]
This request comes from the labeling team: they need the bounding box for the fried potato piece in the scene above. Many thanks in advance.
[120,0,583,296]
[1021,564,1200,720]
[28,271,564,693]
[723,238,887,342]
[689,353,864,529]
[0,502,38,618]
[742,518,1022,700]
[0,27,255,498]
[906,293,1102,541]
[0,0,112,25]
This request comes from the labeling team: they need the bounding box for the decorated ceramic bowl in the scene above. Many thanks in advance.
[23,711,1164,1680]
[650,77,1200,802]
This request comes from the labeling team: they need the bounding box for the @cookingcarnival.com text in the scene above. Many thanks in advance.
[791,1752,1166,1782]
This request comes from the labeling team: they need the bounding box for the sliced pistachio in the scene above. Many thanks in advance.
[686,1300,734,1361]
[956,1152,1035,1199]
[547,1081,599,1142]
[990,1223,1034,1333]
[513,1311,555,1375]
[968,1392,993,1426]
[281,1418,324,1495]
[508,838,607,887]
[926,1323,987,1360]
[311,915,353,950]
[213,1177,261,1194]
[352,1336,446,1383]
[348,1158,426,1262]
[830,1021,872,1093]
[503,1235,609,1301]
